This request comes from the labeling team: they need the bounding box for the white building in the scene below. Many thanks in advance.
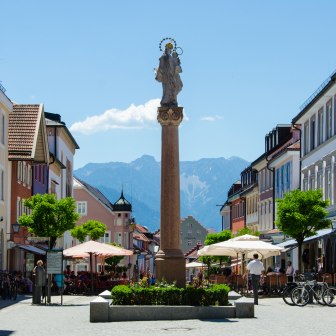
[292,69,336,273]
[45,112,79,248]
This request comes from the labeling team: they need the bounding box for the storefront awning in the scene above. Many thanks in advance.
[15,244,46,255]
[276,228,334,250]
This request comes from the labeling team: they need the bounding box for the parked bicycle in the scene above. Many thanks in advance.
[291,279,329,306]
[281,273,307,306]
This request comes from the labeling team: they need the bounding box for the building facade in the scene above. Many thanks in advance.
[292,69,336,273]
[8,104,50,273]
[46,112,79,249]
[0,86,12,270]
[180,215,208,254]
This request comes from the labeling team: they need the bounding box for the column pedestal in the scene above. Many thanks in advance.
[156,106,185,287]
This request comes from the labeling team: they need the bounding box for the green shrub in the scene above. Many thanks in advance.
[111,284,229,306]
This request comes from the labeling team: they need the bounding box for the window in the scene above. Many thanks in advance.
[310,176,315,190]
[310,117,316,150]
[99,232,111,244]
[317,172,322,190]
[16,197,21,218]
[115,232,122,245]
[17,162,22,182]
[326,100,332,140]
[187,240,192,246]
[50,181,57,195]
[0,169,4,201]
[304,121,309,154]
[76,201,87,216]
[318,108,324,145]
[325,169,331,201]
[0,114,5,145]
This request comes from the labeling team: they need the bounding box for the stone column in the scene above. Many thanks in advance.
[155,106,186,287]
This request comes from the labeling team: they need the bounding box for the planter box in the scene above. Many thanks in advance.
[90,296,254,322]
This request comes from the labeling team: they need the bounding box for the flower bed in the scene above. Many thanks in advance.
[111,283,230,306]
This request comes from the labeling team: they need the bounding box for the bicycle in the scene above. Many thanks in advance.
[281,273,306,306]
[282,282,299,306]
[291,280,328,306]
[322,286,336,307]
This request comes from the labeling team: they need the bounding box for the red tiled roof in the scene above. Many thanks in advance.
[135,224,149,233]
[9,104,41,160]
[133,233,151,242]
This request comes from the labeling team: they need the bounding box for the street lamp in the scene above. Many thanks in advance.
[12,222,20,233]
[7,221,20,235]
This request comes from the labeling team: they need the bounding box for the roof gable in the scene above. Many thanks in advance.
[73,176,114,212]
[9,104,49,163]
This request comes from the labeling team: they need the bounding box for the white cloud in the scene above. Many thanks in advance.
[70,98,160,135]
[200,115,224,122]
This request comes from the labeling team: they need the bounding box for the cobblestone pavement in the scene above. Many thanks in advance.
[0,295,334,336]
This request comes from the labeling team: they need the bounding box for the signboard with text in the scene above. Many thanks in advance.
[46,250,63,274]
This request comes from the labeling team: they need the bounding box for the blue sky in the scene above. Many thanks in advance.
[2,0,336,169]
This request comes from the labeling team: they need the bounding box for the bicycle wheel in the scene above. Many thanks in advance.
[282,284,297,306]
[314,284,327,305]
[322,287,336,307]
[291,287,309,306]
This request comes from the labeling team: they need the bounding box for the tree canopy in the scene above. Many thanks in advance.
[19,193,79,248]
[70,220,106,243]
[275,189,331,272]
[105,242,126,268]
[199,230,233,273]
[234,227,260,237]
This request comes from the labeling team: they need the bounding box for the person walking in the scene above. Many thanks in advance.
[245,254,264,305]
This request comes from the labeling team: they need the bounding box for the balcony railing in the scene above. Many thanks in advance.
[299,68,336,112]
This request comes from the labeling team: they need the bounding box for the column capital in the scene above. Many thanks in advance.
[157,106,183,126]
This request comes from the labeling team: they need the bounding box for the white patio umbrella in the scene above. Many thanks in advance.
[186,261,207,268]
[197,236,284,259]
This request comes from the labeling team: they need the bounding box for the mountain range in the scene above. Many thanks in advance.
[74,155,249,232]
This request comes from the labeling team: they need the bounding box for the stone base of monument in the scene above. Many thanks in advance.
[155,253,186,287]
[89,291,254,322]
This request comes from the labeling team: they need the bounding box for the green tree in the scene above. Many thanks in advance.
[18,193,79,248]
[105,243,126,270]
[275,189,331,273]
[199,230,233,276]
[234,227,260,237]
[70,220,106,242]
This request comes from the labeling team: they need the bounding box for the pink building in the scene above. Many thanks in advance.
[72,177,134,272]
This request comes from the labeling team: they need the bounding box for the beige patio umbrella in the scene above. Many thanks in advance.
[63,240,133,258]
[63,240,133,293]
